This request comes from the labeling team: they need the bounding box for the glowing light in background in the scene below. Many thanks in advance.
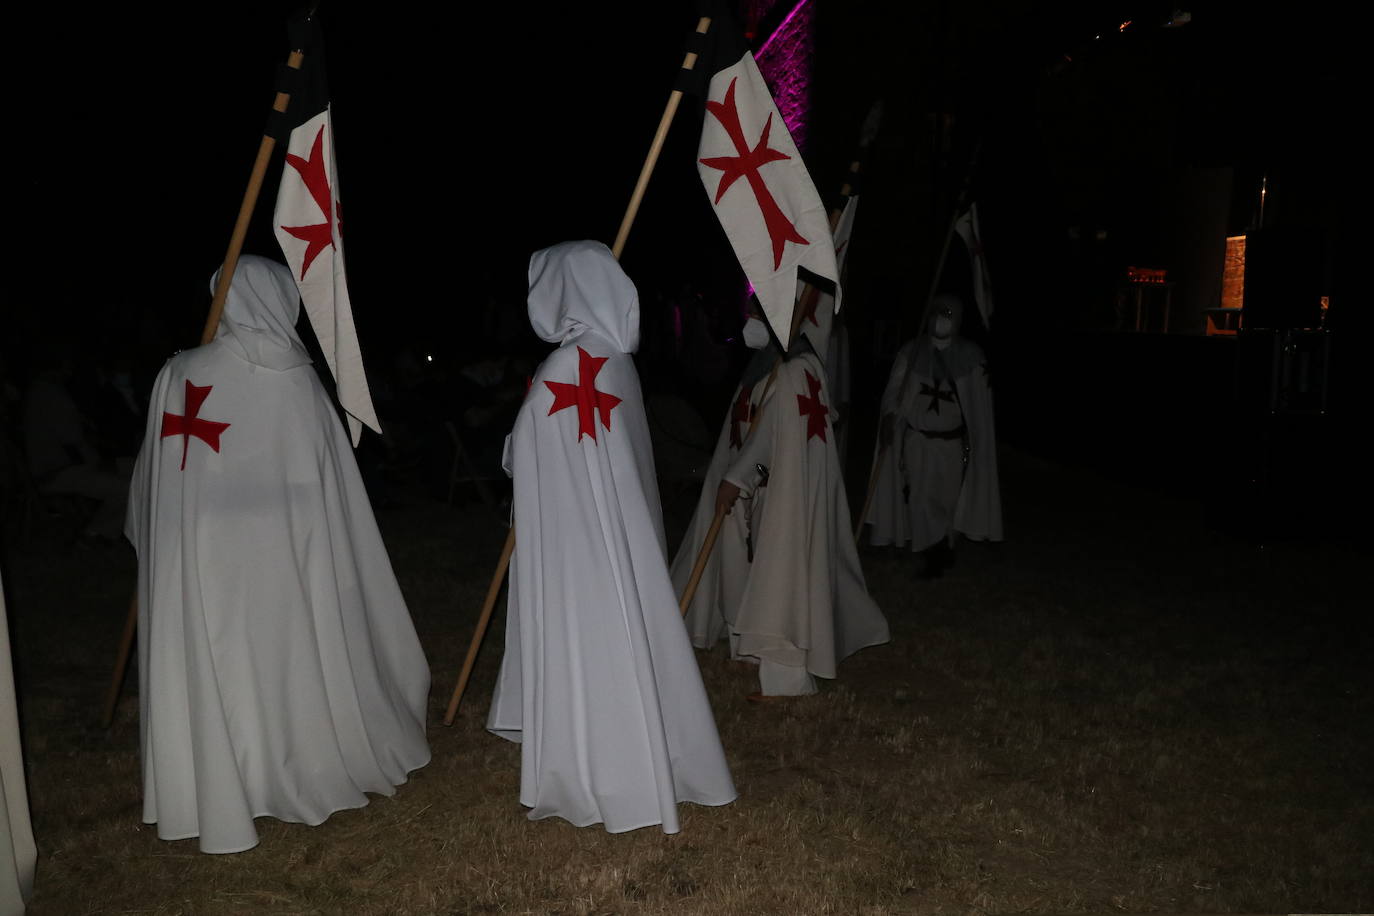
[746,0,815,152]
[1221,235,1246,312]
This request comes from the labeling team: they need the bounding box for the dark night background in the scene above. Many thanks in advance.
[4,5,1372,908]
[8,0,1367,537]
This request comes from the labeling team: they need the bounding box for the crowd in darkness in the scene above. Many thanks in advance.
[0,273,764,540]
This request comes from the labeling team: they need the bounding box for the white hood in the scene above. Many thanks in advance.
[212,255,312,371]
[527,241,639,354]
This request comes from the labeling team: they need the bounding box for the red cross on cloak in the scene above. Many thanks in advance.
[700,77,809,271]
[280,125,336,280]
[729,383,755,449]
[544,347,622,443]
[160,381,231,471]
[796,370,828,442]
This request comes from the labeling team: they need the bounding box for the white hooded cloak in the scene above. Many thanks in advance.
[125,255,430,854]
[486,241,736,834]
[865,296,1003,550]
[1,572,36,915]
[672,301,890,694]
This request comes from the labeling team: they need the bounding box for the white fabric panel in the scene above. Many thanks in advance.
[272,107,379,443]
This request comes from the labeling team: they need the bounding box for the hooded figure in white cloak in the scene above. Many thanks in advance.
[125,255,430,854]
[1,572,37,916]
[671,291,889,698]
[863,294,1002,574]
[486,241,736,834]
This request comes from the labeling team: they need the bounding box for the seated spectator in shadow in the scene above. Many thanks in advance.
[74,350,146,463]
[23,345,130,542]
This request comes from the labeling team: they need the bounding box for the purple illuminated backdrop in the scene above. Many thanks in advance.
[744,0,815,153]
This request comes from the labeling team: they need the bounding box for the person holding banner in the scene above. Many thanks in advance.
[864,293,1003,575]
[125,255,430,854]
[673,299,889,699]
[486,240,735,835]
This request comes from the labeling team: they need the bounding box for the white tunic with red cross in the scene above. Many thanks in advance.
[673,349,889,689]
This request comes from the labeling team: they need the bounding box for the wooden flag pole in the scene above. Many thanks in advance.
[201,49,306,347]
[443,528,515,726]
[101,45,308,730]
[678,506,726,617]
[100,592,139,728]
[611,15,712,259]
[443,15,714,725]
[443,524,516,726]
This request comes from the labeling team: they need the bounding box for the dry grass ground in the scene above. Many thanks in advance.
[4,447,1371,914]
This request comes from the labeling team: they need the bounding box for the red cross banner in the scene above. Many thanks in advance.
[272,14,379,445]
[954,202,994,328]
[696,23,836,347]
